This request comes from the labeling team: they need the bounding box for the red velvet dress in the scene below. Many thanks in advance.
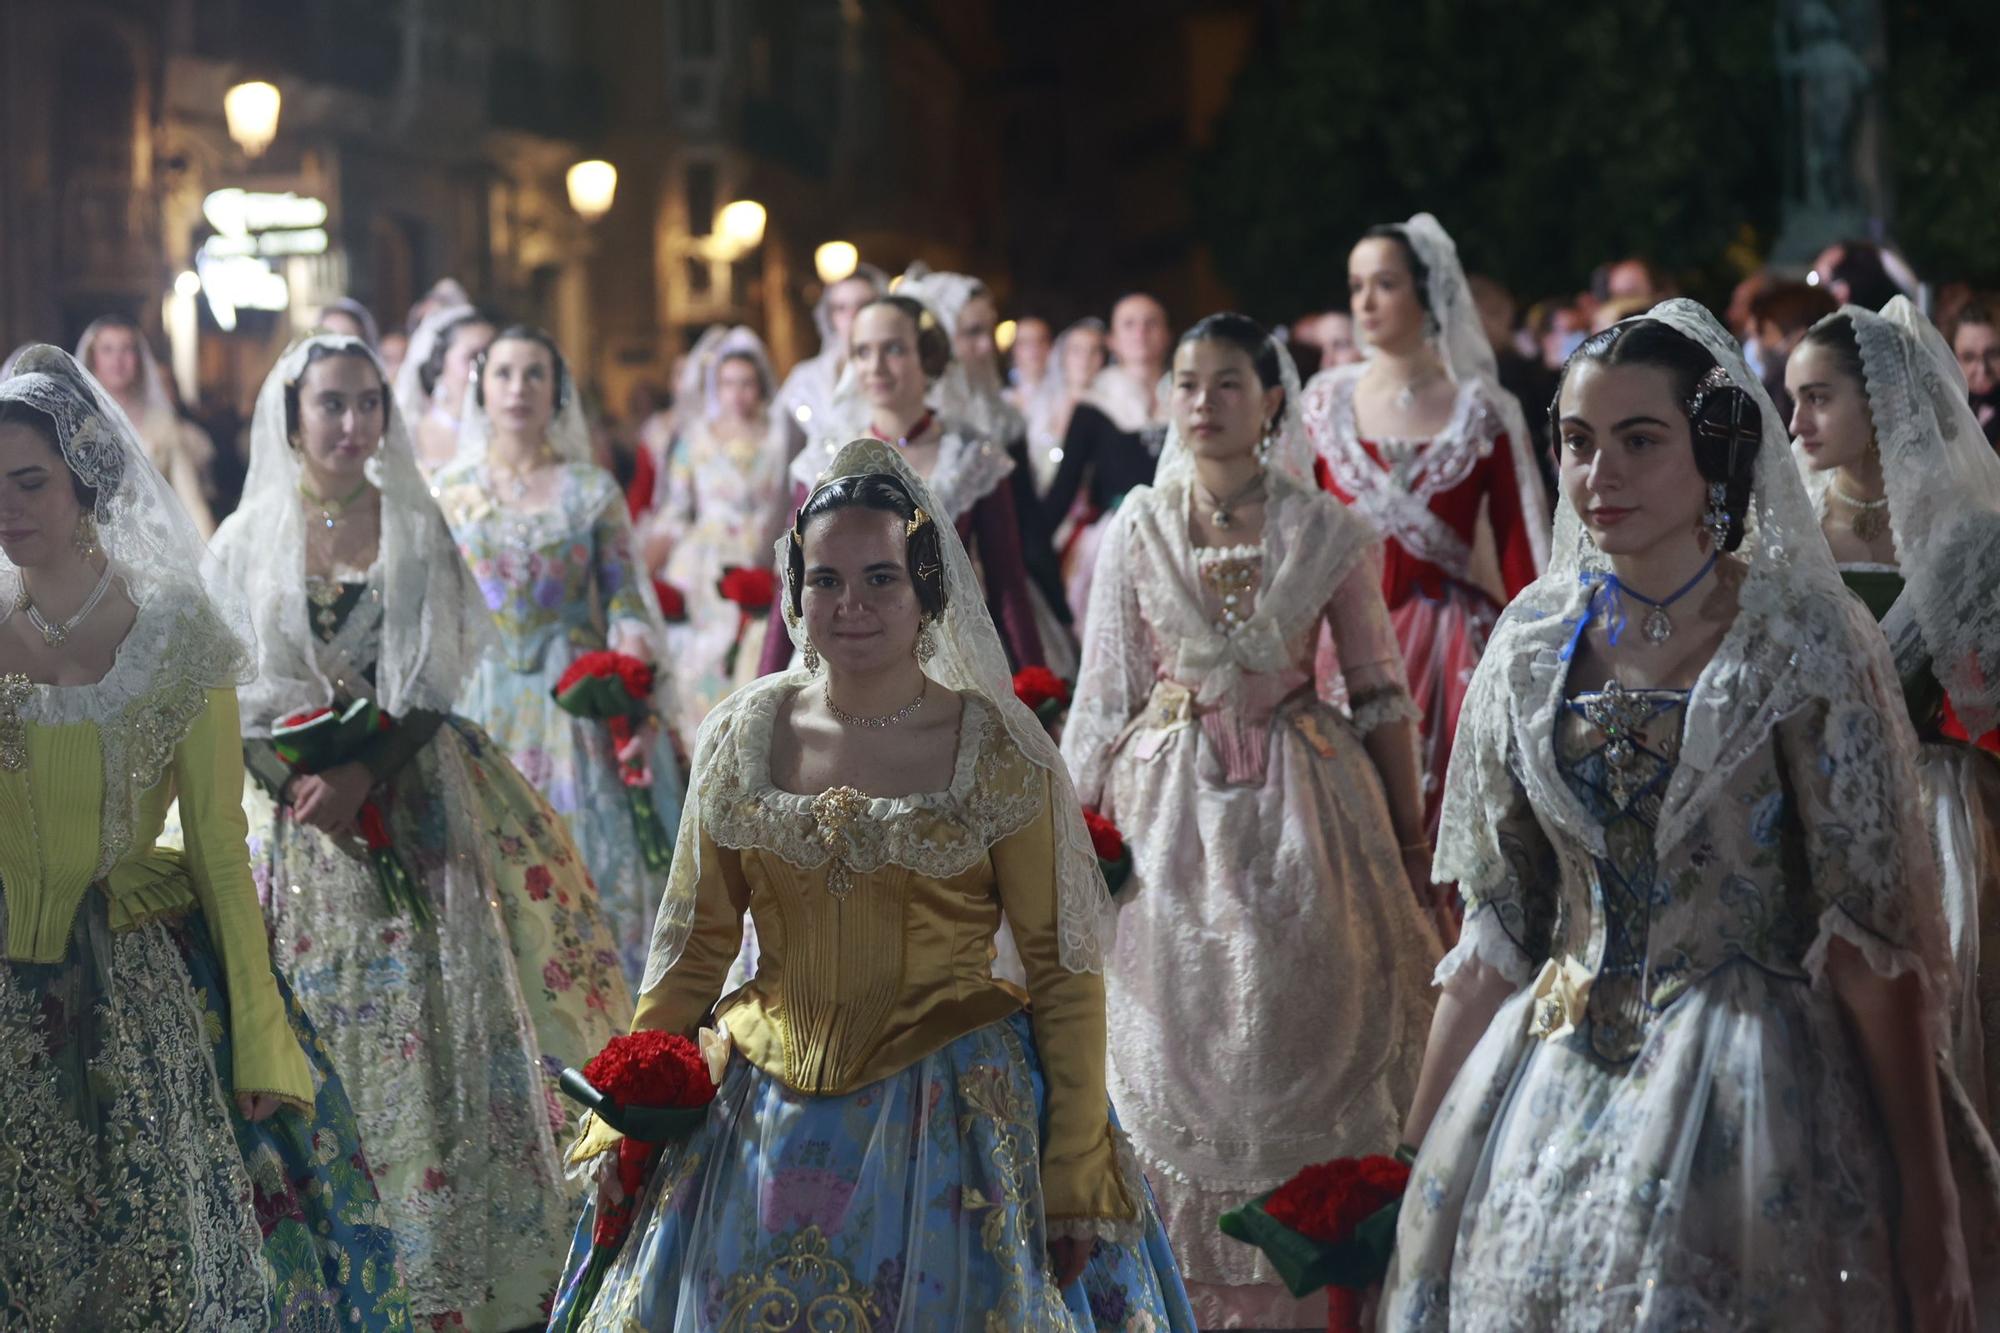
[1301,363,1548,839]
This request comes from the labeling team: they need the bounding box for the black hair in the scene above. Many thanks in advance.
[1828,243,1902,313]
[1552,318,1761,552]
[1176,311,1288,422]
[417,309,496,398]
[786,472,949,621]
[0,395,116,511]
[1796,312,1867,390]
[1361,224,1432,314]
[855,295,953,381]
[715,348,774,401]
[284,342,390,442]
[471,325,571,412]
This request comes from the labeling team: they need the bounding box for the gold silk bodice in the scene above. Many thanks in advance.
[628,689,1134,1227]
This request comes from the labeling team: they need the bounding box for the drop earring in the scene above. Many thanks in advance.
[914,618,937,663]
[74,512,100,559]
[1700,482,1731,548]
[802,639,821,673]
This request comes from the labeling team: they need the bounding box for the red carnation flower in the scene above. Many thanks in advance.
[717,565,778,614]
[278,706,333,728]
[580,1029,717,1112]
[652,579,688,623]
[1262,1155,1410,1244]
[1080,807,1126,863]
[1013,666,1070,712]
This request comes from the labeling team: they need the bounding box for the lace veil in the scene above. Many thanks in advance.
[0,345,252,682]
[1436,299,1951,1034]
[641,437,1114,992]
[1026,317,1107,458]
[391,302,476,435]
[211,333,492,735]
[893,262,1024,446]
[1394,213,1551,570]
[1798,297,2000,736]
[453,344,597,467]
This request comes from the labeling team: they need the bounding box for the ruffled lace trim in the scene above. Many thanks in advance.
[704,686,1044,879]
[1045,1123,1147,1250]
[1432,905,1536,989]
[17,589,246,876]
[1349,685,1422,736]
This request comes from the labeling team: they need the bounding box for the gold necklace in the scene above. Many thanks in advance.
[299,477,374,531]
[1194,470,1266,530]
[824,679,927,728]
[1831,480,1891,542]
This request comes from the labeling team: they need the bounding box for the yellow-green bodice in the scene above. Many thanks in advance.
[0,601,313,1105]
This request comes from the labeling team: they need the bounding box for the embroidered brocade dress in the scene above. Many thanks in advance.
[549,688,1194,1332]
[646,416,790,736]
[1066,475,1442,1329]
[1380,636,2000,1329]
[435,460,687,986]
[1843,563,2000,1126]
[1301,364,1544,838]
[236,561,633,1329]
[0,590,409,1330]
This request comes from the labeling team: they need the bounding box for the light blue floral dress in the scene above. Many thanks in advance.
[436,460,686,984]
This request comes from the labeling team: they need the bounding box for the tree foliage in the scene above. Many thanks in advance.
[1195,0,1782,317]
[1884,2,2000,286]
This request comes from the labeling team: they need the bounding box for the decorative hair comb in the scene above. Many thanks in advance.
[907,506,930,538]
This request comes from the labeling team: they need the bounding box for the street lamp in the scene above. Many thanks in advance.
[224,81,281,158]
[814,240,859,284]
[716,200,767,255]
[567,160,618,222]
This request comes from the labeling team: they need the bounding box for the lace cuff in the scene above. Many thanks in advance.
[1349,684,1421,736]
[1801,902,1947,1053]
[1433,903,1536,989]
[1045,1123,1146,1250]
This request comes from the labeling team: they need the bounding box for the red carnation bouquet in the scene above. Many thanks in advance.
[1218,1152,1412,1333]
[555,1031,719,1331]
[652,578,688,625]
[717,565,778,677]
[272,700,429,923]
[552,651,673,873]
[1081,806,1133,896]
[1013,666,1071,732]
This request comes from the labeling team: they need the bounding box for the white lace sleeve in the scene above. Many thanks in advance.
[1432,643,1557,987]
[1324,544,1420,735]
[1062,504,1153,807]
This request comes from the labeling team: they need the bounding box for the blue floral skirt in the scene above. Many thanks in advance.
[548,1012,1194,1331]
[0,898,410,1330]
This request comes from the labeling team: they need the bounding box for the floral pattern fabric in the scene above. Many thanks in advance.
[548,1012,1193,1332]
[436,460,686,984]
[0,898,411,1332]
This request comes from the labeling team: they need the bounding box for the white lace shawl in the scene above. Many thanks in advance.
[1794,297,2000,736]
[214,334,492,734]
[641,438,1114,991]
[1436,299,1953,1045]
[790,419,1015,526]
[1063,470,1379,804]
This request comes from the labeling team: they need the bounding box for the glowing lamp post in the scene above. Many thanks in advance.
[567,160,619,222]
[224,81,282,158]
[814,240,859,284]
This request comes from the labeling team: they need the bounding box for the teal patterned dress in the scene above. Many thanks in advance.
[435,461,686,985]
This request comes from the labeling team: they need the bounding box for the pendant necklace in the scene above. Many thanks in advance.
[299,477,374,531]
[17,559,115,648]
[824,679,927,728]
[1389,364,1445,412]
[490,447,557,503]
[1194,470,1266,530]
[1619,553,1719,646]
[867,410,936,450]
[1832,481,1891,543]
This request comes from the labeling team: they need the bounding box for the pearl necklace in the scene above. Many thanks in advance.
[16,560,114,648]
[1832,481,1891,542]
[824,679,927,728]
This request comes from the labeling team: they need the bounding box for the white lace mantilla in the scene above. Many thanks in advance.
[701,687,1042,880]
[1301,362,1506,577]
[791,422,1015,525]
